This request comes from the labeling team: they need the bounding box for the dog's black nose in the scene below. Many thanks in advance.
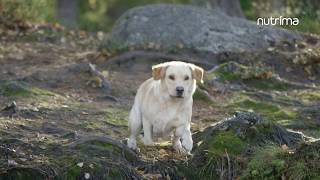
[176,86,184,96]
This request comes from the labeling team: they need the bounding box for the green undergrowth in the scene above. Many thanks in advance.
[241,145,287,179]
[241,141,320,179]
[0,167,49,180]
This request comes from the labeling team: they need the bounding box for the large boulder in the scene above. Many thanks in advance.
[104,4,302,56]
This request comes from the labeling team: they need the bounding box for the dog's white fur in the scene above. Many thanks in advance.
[127,61,203,153]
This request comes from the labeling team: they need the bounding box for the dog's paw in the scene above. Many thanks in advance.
[175,146,188,154]
[173,141,187,154]
[182,139,193,153]
[127,138,137,150]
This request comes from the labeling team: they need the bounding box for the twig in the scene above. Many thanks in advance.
[225,149,231,180]
[220,156,224,180]
[88,63,112,91]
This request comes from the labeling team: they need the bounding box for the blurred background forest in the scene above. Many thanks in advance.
[0,0,319,34]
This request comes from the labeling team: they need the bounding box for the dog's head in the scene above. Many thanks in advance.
[152,61,204,99]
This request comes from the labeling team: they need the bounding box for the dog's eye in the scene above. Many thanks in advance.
[184,76,189,81]
[169,75,175,80]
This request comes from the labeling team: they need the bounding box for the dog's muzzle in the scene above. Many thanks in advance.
[176,86,184,97]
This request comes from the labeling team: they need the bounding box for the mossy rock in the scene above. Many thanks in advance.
[0,81,55,97]
[193,88,212,103]
[194,116,303,157]
[205,61,297,91]
[188,112,309,179]
[206,61,273,82]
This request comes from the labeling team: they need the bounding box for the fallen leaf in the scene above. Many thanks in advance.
[77,162,84,168]
[19,158,27,162]
[84,173,90,179]
[8,160,18,166]
[281,144,288,151]
[81,112,89,115]
[89,164,94,168]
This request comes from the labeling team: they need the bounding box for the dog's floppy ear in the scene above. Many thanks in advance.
[189,64,204,83]
[152,63,168,80]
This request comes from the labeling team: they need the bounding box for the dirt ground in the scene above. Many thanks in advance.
[0,26,320,179]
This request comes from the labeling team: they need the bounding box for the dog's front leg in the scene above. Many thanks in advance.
[174,124,193,153]
[141,118,154,146]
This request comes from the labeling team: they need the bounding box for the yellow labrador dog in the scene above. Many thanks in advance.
[127,61,203,153]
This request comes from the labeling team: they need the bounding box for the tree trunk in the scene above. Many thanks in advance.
[191,0,245,18]
[57,0,78,27]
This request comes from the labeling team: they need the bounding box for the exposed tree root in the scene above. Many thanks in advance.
[66,135,138,162]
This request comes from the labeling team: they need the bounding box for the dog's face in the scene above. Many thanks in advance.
[152,61,204,99]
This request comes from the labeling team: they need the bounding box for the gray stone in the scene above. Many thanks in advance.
[104,4,302,56]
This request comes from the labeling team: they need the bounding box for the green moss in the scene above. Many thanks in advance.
[238,99,280,112]
[208,131,245,156]
[218,71,239,82]
[90,140,114,150]
[0,81,31,96]
[198,130,246,180]
[205,62,247,82]
[62,165,82,179]
[231,98,297,123]
[0,81,56,97]
[31,87,56,96]
[82,121,103,131]
[241,146,286,180]
[105,108,128,126]
[286,16,320,35]
[107,168,122,179]
[298,91,320,102]
[193,89,212,103]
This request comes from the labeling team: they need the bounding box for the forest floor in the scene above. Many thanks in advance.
[0,24,320,179]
